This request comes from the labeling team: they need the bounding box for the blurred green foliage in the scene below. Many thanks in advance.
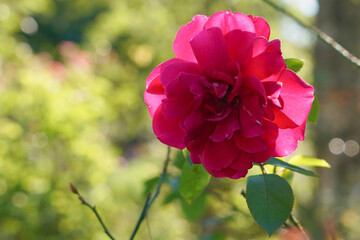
[0,0,318,239]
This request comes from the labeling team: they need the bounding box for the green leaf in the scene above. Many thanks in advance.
[142,176,160,196]
[289,155,330,168]
[180,192,207,221]
[265,157,318,177]
[178,161,210,204]
[246,174,294,236]
[173,150,185,170]
[162,191,179,205]
[308,97,319,123]
[182,148,193,167]
[284,58,304,73]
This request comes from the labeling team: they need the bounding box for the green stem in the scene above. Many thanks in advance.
[261,0,360,69]
[129,146,171,240]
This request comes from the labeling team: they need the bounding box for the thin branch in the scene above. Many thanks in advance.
[70,183,116,240]
[259,163,268,175]
[262,0,360,69]
[289,213,311,240]
[129,146,171,240]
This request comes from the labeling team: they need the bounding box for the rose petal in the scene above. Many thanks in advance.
[190,152,201,164]
[229,169,249,179]
[230,151,254,170]
[245,52,276,79]
[210,110,241,142]
[252,37,269,58]
[160,61,201,88]
[202,139,239,170]
[234,132,266,153]
[278,70,314,126]
[146,58,183,88]
[273,122,305,157]
[145,59,184,118]
[183,110,215,153]
[262,40,287,82]
[173,15,209,62]
[239,104,264,138]
[204,11,256,34]
[249,16,271,40]
[190,27,231,71]
[224,30,255,61]
[153,106,185,149]
[206,167,238,178]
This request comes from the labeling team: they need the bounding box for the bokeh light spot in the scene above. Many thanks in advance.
[344,140,359,157]
[32,132,49,149]
[95,39,112,56]
[328,138,345,155]
[12,192,28,208]
[15,42,33,59]
[21,16,38,35]
[0,4,10,21]
[128,45,153,67]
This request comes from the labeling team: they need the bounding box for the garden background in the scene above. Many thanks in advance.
[0,0,359,239]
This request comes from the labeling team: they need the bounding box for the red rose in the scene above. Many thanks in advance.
[145,11,314,179]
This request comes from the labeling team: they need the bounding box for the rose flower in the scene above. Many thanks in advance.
[145,11,314,179]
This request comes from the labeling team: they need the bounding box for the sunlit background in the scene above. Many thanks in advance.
[0,0,359,239]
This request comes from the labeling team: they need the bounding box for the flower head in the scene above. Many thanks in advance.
[145,11,314,179]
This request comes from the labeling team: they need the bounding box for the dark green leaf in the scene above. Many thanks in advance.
[265,157,318,177]
[289,155,330,168]
[178,161,210,204]
[308,97,319,123]
[284,58,304,73]
[180,192,206,221]
[246,174,294,236]
[182,148,193,167]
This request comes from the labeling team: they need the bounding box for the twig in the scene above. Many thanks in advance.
[259,163,268,175]
[70,183,116,240]
[289,213,311,240]
[262,0,360,69]
[129,146,171,240]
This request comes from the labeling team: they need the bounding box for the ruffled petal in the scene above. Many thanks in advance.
[273,122,306,157]
[145,58,184,118]
[252,37,269,58]
[202,139,239,170]
[160,61,201,88]
[244,52,276,79]
[204,11,256,34]
[278,70,314,126]
[206,167,238,178]
[190,27,231,71]
[230,151,254,170]
[173,15,209,62]
[239,107,264,138]
[183,110,215,153]
[153,106,185,149]
[234,132,266,153]
[210,110,241,142]
[146,58,183,88]
[162,73,205,120]
[249,16,271,40]
[224,30,255,61]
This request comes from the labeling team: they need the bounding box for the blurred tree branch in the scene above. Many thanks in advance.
[262,0,360,69]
